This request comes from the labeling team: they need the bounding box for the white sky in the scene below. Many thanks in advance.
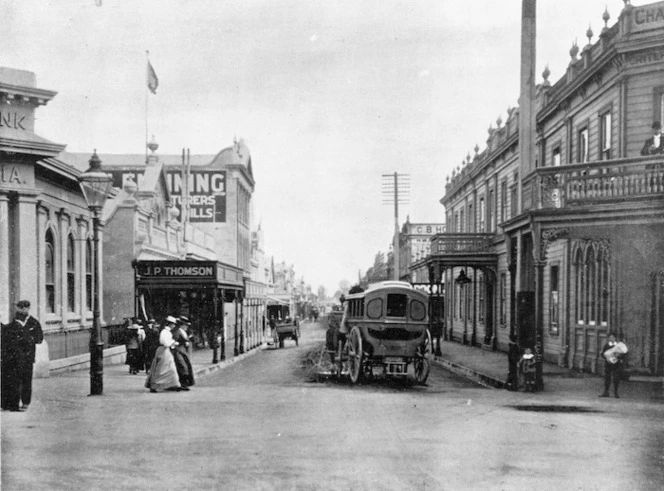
[2,0,625,295]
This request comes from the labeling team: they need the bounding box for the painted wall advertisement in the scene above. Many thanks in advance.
[111,169,227,223]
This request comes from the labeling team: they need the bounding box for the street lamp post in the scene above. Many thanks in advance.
[78,150,112,396]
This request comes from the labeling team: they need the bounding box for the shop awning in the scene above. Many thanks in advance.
[134,260,244,290]
[266,295,290,305]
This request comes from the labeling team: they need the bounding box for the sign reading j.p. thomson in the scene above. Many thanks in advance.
[166,170,226,223]
[136,260,216,280]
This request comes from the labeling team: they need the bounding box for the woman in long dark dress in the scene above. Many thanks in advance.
[142,319,160,374]
[505,334,520,391]
[172,319,195,390]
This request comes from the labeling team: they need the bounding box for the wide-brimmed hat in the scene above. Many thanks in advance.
[165,316,178,324]
[178,316,190,324]
[128,323,141,329]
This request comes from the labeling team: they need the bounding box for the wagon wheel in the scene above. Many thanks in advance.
[348,327,364,385]
[335,340,344,380]
[414,329,432,385]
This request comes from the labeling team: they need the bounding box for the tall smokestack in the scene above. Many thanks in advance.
[518,0,536,213]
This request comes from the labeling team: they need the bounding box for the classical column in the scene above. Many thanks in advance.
[0,194,10,321]
[534,259,546,391]
[15,194,39,307]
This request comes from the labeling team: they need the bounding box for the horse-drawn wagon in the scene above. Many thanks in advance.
[330,281,431,384]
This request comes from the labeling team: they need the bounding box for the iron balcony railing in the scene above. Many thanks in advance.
[525,156,664,210]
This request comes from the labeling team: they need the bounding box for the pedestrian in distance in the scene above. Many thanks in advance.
[599,333,628,399]
[519,347,536,393]
[505,334,520,391]
[142,318,160,374]
[125,320,145,375]
[1,300,43,412]
[172,317,195,390]
[145,316,181,393]
[640,121,664,155]
[268,316,276,344]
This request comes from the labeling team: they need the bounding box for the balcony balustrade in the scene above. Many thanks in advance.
[528,156,664,210]
[431,234,495,255]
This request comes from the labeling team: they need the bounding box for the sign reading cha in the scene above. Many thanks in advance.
[632,1,664,32]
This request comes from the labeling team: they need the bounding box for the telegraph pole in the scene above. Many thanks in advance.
[382,172,410,281]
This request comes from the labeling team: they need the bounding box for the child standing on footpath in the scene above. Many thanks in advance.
[519,347,536,393]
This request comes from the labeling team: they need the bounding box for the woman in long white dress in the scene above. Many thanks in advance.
[145,316,181,393]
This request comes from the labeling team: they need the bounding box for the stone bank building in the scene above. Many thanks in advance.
[0,67,109,375]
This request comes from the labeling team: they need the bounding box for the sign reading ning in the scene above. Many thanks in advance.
[167,170,227,223]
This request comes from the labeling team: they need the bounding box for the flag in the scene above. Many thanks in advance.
[147,61,159,94]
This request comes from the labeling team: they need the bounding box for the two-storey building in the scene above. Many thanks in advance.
[415,2,664,382]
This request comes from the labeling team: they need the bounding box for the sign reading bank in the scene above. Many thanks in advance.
[166,170,227,223]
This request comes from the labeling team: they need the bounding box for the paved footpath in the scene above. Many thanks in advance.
[434,338,664,404]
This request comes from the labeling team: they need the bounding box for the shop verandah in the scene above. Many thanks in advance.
[134,259,253,364]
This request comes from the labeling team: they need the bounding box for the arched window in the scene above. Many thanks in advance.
[45,229,56,313]
[600,248,610,325]
[575,249,584,324]
[586,247,596,325]
[86,239,93,311]
[67,234,76,312]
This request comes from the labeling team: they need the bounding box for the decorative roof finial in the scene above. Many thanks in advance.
[474,143,480,155]
[586,24,594,45]
[542,65,551,86]
[496,115,503,128]
[147,134,159,154]
[602,7,611,33]
[570,40,579,60]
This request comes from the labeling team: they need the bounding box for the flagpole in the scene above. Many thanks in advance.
[145,50,149,164]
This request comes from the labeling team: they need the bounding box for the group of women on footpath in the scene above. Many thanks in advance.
[138,316,195,393]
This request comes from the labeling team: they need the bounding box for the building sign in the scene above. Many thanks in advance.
[0,164,22,185]
[632,1,664,33]
[166,170,227,223]
[136,260,216,280]
[627,48,664,67]
[409,223,446,235]
[0,101,34,137]
[109,168,227,223]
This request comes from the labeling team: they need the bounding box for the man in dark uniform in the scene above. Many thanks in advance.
[1,300,43,412]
